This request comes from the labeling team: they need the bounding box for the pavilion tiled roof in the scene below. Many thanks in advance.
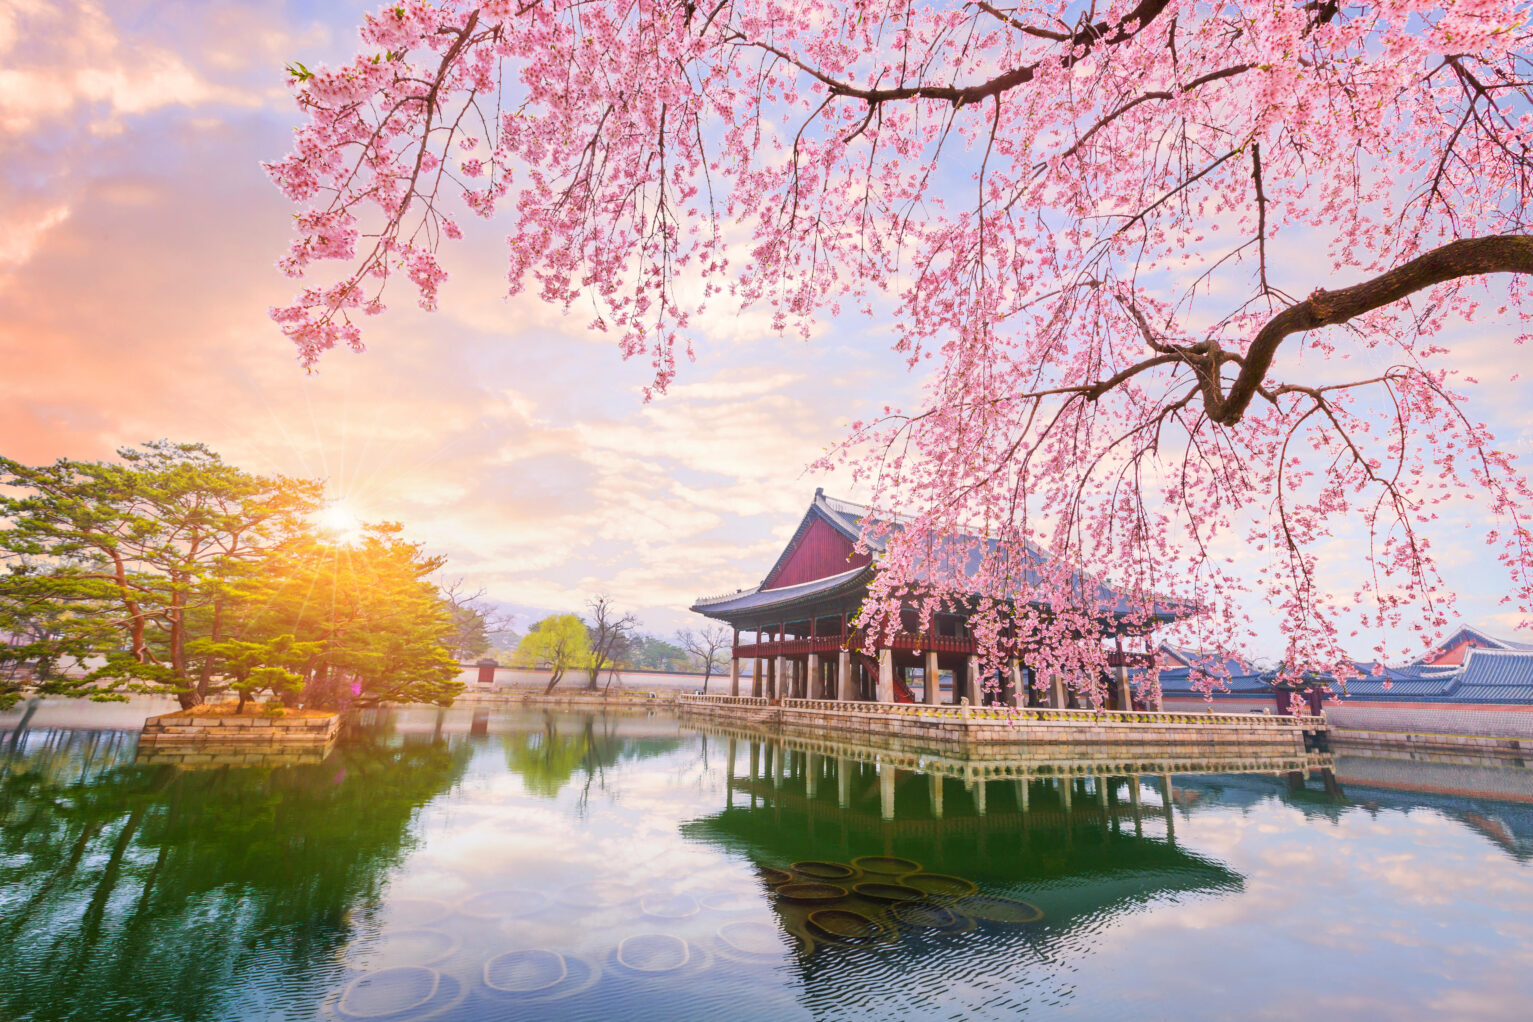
[691,490,1192,623]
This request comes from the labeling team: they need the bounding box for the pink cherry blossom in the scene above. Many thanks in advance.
[269,1,1533,693]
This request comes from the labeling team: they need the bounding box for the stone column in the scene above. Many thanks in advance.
[1050,672,1067,709]
[807,653,820,700]
[1115,663,1132,711]
[729,657,741,697]
[967,655,982,705]
[837,649,853,700]
[1008,660,1024,708]
[774,656,787,700]
[876,649,894,703]
[924,650,940,705]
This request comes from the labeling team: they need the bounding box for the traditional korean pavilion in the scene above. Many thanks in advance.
[690,490,1189,709]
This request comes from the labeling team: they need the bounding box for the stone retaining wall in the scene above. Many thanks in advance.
[1331,728,1531,762]
[677,695,1322,755]
[139,712,340,746]
[1324,703,1533,740]
[135,744,332,768]
[455,690,680,711]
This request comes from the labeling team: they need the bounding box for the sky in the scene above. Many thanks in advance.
[2,0,1529,656]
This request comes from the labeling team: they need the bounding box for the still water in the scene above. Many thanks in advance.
[3,703,1533,1021]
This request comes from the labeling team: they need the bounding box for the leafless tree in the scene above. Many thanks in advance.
[677,624,732,695]
[585,595,637,691]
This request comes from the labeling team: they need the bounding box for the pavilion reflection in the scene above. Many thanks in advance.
[678,729,1347,1011]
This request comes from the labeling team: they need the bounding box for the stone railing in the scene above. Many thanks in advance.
[679,694,772,708]
[771,697,1325,730]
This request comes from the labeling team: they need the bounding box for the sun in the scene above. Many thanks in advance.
[315,502,365,545]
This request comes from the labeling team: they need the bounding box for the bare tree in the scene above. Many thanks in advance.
[585,595,637,691]
[677,625,732,695]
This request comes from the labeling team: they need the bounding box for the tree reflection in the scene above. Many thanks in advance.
[501,711,681,801]
[0,728,470,1022]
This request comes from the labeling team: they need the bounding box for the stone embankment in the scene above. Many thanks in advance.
[455,687,682,711]
[678,694,1328,756]
[139,708,340,765]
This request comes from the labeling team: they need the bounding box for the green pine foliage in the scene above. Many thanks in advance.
[0,442,465,710]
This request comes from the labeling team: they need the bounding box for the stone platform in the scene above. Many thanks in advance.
[139,708,340,753]
[677,694,1328,759]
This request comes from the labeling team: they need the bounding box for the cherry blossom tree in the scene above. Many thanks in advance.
[267,1,1533,691]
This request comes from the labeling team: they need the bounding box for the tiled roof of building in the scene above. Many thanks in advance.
[693,490,1193,623]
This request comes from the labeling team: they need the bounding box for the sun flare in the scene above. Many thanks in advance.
[316,502,365,545]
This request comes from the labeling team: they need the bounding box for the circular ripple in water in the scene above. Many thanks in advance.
[615,933,691,973]
[457,888,549,920]
[951,895,1044,925]
[775,882,847,905]
[483,949,566,993]
[852,882,924,904]
[891,902,960,929]
[851,855,921,876]
[480,950,602,1003]
[332,966,466,1021]
[640,892,700,919]
[791,861,856,881]
[899,873,978,898]
[345,929,460,969]
[715,920,791,961]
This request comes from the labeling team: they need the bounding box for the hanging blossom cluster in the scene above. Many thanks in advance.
[269,0,1533,696]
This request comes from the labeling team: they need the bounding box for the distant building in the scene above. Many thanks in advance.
[1150,626,1533,738]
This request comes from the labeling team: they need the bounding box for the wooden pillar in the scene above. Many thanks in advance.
[876,648,894,703]
[924,649,940,705]
[837,649,853,700]
[726,737,737,809]
[1161,773,1176,844]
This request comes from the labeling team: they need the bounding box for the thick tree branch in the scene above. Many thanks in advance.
[1211,234,1533,424]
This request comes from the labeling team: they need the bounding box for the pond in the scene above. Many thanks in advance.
[3,702,1532,1021]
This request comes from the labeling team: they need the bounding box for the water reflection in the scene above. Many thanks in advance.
[502,711,682,799]
[3,706,1533,1021]
[0,725,471,1022]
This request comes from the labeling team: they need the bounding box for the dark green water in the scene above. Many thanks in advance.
[3,703,1532,1021]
